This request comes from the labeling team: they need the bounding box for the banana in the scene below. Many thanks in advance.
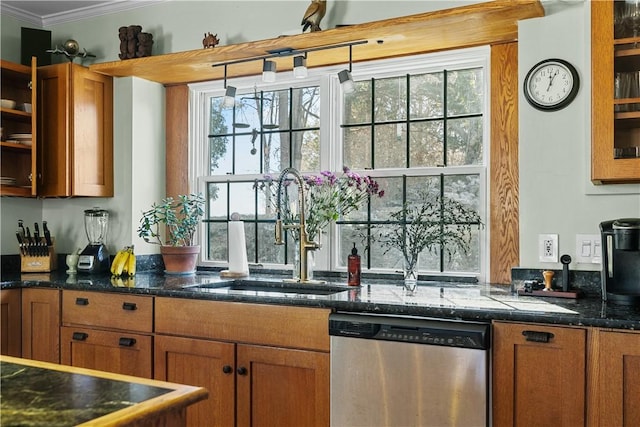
[126,246,136,277]
[110,248,128,276]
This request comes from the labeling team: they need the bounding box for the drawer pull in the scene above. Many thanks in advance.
[119,337,137,347]
[72,332,88,341]
[237,367,248,376]
[522,330,555,343]
[75,297,89,306]
[122,302,137,311]
[222,365,233,374]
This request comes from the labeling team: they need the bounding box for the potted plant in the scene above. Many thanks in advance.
[372,191,483,292]
[137,193,205,275]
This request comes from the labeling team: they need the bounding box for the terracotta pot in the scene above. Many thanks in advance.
[160,245,200,275]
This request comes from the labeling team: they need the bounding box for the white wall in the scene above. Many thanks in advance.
[1,1,639,275]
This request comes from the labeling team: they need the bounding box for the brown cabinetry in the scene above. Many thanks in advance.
[492,321,587,427]
[60,291,152,378]
[0,58,37,196]
[21,288,60,363]
[155,298,330,427]
[1,289,22,356]
[589,328,640,426]
[591,0,640,183]
[37,63,113,196]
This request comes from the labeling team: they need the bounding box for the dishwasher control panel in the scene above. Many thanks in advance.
[329,313,489,350]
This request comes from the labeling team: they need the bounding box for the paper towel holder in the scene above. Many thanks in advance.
[221,212,250,278]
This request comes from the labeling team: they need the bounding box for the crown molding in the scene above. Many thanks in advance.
[1,1,166,27]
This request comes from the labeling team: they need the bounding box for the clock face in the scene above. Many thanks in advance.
[524,59,580,111]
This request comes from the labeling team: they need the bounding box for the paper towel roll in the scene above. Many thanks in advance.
[227,221,249,276]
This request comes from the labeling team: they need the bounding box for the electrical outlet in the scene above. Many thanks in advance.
[539,234,558,262]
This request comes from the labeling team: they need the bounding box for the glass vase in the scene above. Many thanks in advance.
[403,259,418,294]
[292,249,315,281]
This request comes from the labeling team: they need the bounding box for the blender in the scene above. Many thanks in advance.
[77,208,110,273]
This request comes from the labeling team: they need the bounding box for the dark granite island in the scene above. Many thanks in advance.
[0,356,208,426]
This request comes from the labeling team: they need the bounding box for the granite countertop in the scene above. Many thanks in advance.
[2,270,640,330]
[0,356,207,426]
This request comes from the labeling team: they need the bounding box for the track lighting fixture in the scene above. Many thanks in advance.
[262,60,277,82]
[338,70,355,94]
[293,55,308,78]
[222,85,237,108]
[338,44,355,94]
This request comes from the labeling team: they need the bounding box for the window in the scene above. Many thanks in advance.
[192,47,489,281]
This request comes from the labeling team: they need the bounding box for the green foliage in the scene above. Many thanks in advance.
[138,194,205,247]
[372,192,483,271]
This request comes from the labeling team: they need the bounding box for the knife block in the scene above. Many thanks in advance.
[20,238,57,273]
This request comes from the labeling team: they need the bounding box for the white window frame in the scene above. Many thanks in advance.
[189,46,490,282]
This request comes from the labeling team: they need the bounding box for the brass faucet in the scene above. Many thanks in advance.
[274,167,320,283]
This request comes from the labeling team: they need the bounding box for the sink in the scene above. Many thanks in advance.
[184,279,350,296]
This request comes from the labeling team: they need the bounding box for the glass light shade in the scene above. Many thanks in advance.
[262,60,277,83]
[222,85,236,108]
[338,69,355,94]
[293,56,308,78]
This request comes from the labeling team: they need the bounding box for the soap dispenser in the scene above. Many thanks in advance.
[348,243,361,286]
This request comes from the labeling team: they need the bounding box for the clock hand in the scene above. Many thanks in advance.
[546,70,559,92]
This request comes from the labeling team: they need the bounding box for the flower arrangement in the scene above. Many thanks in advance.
[257,167,384,241]
[373,192,483,276]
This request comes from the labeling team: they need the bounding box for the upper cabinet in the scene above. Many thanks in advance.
[592,0,640,184]
[37,63,114,197]
[0,58,37,196]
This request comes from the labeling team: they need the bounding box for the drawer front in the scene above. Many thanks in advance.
[62,291,153,333]
[60,326,152,378]
[155,298,330,352]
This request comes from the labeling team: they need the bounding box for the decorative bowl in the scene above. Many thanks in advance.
[1,99,17,109]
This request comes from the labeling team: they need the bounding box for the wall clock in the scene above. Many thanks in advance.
[523,58,580,111]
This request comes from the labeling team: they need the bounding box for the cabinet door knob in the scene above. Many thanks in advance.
[118,337,137,347]
[72,332,88,341]
[222,365,233,374]
[237,367,248,376]
[522,330,555,343]
[75,297,89,306]
[122,302,137,311]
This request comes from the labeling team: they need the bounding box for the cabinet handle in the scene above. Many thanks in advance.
[237,367,248,376]
[122,302,137,311]
[118,337,137,347]
[222,365,233,374]
[522,330,555,343]
[75,297,89,306]
[72,332,88,341]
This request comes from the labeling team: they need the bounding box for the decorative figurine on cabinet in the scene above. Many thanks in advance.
[46,39,95,63]
[137,32,154,57]
[301,0,327,32]
[118,25,154,59]
[203,32,219,49]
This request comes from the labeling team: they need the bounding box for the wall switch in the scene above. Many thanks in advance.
[575,234,601,264]
[539,234,558,262]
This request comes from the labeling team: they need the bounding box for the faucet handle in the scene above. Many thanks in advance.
[275,219,284,245]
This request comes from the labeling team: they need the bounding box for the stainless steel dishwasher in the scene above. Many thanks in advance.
[329,312,490,427]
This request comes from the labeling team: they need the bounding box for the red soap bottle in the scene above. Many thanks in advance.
[347,243,361,286]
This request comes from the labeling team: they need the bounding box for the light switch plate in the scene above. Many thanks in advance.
[575,234,601,264]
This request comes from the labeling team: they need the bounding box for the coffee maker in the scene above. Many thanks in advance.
[600,218,640,305]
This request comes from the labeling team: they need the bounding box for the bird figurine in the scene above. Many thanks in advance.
[301,0,327,33]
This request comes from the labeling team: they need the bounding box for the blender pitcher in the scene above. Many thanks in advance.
[77,208,110,273]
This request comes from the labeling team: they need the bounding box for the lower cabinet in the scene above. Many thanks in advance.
[60,290,153,378]
[154,297,330,427]
[492,321,587,427]
[60,326,152,378]
[493,321,640,427]
[21,288,60,363]
[589,329,640,427]
[1,289,22,356]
